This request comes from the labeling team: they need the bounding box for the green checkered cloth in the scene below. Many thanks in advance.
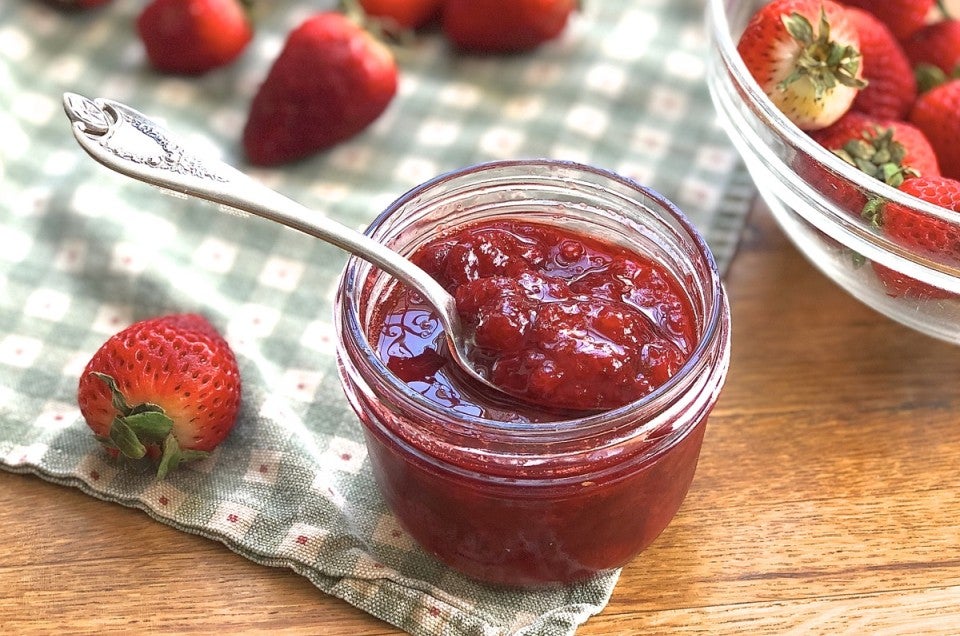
[0,0,752,634]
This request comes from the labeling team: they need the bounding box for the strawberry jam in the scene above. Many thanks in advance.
[377,220,697,413]
[335,161,731,587]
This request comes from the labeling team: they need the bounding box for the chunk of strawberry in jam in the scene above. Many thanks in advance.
[470,288,687,410]
[391,219,697,411]
[424,226,546,288]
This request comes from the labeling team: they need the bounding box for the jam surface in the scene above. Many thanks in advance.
[376,218,698,412]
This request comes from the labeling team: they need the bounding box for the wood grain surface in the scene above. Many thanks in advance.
[3,203,960,634]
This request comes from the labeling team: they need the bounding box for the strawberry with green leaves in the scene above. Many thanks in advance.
[808,111,940,216]
[813,112,940,183]
[737,0,866,131]
[137,0,253,75]
[243,12,398,165]
[441,0,577,53]
[77,314,242,479]
[868,176,960,298]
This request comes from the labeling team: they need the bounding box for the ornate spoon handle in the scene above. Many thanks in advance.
[61,92,460,333]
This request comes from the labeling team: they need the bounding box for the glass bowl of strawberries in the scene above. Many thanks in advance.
[706,0,960,344]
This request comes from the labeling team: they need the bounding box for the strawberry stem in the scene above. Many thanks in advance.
[778,9,866,98]
[109,417,147,459]
[832,126,918,188]
[862,197,884,227]
[91,371,174,463]
[91,371,211,479]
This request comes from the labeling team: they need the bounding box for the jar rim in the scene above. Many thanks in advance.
[339,159,727,440]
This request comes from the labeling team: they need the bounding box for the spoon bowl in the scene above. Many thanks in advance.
[60,92,506,399]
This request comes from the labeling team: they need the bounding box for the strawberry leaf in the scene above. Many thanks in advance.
[124,411,174,444]
[916,63,949,93]
[109,416,146,459]
[777,9,866,98]
[862,197,885,226]
[94,434,117,449]
[128,402,165,416]
[91,372,132,417]
[156,433,210,479]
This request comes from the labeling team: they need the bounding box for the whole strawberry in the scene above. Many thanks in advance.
[869,176,960,298]
[904,19,960,80]
[808,111,940,216]
[813,112,940,183]
[845,7,916,120]
[737,0,866,131]
[909,79,960,180]
[137,0,253,75]
[77,314,242,478]
[442,0,577,53]
[243,12,398,166]
[838,0,934,41]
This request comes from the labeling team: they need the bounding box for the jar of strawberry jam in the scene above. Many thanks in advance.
[335,160,731,587]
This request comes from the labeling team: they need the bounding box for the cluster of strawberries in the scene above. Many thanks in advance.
[737,0,960,298]
[59,0,577,166]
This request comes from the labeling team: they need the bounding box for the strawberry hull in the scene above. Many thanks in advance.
[735,0,865,131]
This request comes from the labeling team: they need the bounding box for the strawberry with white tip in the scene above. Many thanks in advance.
[737,0,866,131]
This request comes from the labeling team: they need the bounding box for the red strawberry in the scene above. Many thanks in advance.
[243,12,398,166]
[737,0,866,131]
[808,111,940,216]
[870,262,957,298]
[870,176,960,298]
[909,79,960,179]
[441,0,577,53]
[846,7,916,120]
[904,19,960,79]
[77,314,242,478]
[359,0,442,30]
[137,0,252,75]
[813,112,940,181]
[838,0,934,40]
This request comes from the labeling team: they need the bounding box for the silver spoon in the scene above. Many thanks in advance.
[61,92,506,397]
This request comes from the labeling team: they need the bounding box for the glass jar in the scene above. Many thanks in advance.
[335,160,731,587]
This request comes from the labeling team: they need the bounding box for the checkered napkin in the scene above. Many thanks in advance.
[0,0,753,633]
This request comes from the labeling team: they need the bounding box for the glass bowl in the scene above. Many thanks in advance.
[706,0,960,344]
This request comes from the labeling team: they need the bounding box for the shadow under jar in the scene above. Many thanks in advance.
[335,160,731,587]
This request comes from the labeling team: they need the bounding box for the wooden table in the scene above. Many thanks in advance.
[3,203,960,634]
